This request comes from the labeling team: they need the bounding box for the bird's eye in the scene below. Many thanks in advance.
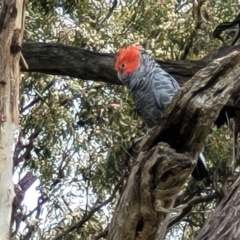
[121,64,125,68]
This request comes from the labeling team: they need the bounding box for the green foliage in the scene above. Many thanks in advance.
[13,0,240,239]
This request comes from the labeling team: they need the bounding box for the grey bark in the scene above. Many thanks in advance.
[195,176,240,240]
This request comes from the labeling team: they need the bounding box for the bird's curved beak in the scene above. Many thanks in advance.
[117,71,123,81]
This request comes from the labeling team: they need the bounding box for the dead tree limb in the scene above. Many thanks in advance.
[107,51,240,240]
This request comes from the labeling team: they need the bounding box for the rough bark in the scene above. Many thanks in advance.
[0,0,26,239]
[195,176,240,240]
[19,42,223,85]
[107,52,240,240]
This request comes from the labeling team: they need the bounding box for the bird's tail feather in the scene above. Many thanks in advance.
[191,153,208,181]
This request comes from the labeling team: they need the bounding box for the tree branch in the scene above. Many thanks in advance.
[93,228,108,240]
[21,42,240,109]
[12,172,37,237]
[20,77,55,113]
[180,0,206,60]
[167,192,220,230]
[52,173,125,240]
[96,0,118,30]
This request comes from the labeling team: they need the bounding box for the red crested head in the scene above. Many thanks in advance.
[115,46,141,77]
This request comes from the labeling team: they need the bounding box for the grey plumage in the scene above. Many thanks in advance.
[120,49,179,128]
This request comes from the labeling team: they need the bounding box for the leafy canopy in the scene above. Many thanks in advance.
[13,0,239,239]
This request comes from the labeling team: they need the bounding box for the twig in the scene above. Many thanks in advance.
[20,77,56,114]
[22,194,49,221]
[52,174,125,240]
[180,0,206,60]
[167,192,219,229]
[14,127,42,167]
[92,228,108,240]
[96,0,117,30]
[11,172,38,237]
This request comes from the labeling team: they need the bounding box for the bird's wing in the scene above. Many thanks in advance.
[152,68,180,110]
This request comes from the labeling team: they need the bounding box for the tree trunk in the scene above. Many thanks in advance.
[195,175,240,240]
[0,0,26,239]
[107,52,240,240]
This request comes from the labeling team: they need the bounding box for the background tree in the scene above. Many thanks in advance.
[5,0,240,239]
[0,0,26,239]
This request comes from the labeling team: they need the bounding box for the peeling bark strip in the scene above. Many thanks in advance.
[107,52,240,240]
[0,0,26,239]
[195,176,240,240]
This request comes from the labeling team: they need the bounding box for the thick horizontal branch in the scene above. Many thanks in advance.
[22,42,119,84]
[21,42,240,109]
[20,43,239,85]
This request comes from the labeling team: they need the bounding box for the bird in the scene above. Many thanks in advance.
[114,45,208,181]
